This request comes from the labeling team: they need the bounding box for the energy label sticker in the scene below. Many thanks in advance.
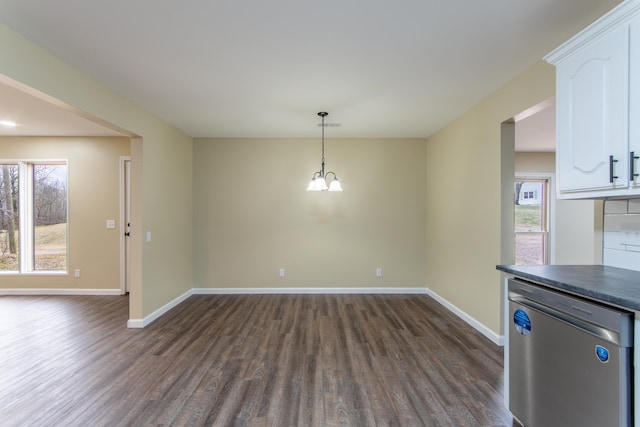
[513,309,531,336]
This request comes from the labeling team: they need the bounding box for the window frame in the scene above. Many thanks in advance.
[514,173,556,265]
[1,159,69,275]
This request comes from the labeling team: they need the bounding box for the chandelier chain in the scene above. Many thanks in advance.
[321,113,326,168]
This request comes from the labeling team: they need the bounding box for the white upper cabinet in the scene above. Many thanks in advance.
[555,26,629,194]
[631,15,640,189]
[546,0,640,199]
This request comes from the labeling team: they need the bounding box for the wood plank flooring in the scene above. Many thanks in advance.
[0,294,515,426]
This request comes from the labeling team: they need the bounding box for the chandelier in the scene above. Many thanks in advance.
[306,112,343,191]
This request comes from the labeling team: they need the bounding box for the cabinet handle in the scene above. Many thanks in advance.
[631,151,640,181]
[609,155,619,183]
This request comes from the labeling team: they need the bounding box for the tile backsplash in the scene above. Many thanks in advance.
[603,199,640,272]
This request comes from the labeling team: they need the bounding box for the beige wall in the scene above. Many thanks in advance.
[0,137,130,289]
[425,61,556,334]
[555,200,603,264]
[0,25,194,320]
[193,138,427,288]
[515,152,603,264]
[515,152,555,174]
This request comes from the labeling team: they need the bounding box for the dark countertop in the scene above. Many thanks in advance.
[496,264,640,313]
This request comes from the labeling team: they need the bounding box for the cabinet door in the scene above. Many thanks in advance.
[631,18,640,189]
[556,25,629,194]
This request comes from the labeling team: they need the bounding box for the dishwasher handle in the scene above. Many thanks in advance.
[509,293,626,346]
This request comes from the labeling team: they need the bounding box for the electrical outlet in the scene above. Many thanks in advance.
[376,268,382,277]
[279,268,285,277]
[74,269,80,278]
[106,219,116,229]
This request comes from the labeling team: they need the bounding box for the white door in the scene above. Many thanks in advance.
[121,158,131,294]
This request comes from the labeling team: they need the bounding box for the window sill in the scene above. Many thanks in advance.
[0,271,68,276]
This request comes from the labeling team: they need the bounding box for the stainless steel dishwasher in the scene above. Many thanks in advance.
[507,278,633,427]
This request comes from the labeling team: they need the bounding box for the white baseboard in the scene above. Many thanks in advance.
[0,288,122,295]
[192,287,429,295]
[127,288,194,328]
[126,319,145,328]
[426,289,504,346]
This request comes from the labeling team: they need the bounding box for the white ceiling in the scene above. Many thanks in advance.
[0,0,621,140]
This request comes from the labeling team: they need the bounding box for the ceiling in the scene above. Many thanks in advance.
[0,0,620,141]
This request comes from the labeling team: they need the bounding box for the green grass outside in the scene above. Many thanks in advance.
[515,204,542,231]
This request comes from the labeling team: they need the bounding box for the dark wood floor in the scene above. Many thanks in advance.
[0,293,515,426]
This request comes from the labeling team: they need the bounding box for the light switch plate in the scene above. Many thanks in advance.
[106,219,116,229]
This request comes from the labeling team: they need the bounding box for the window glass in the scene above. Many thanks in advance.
[0,164,19,271]
[514,179,548,265]
[33,164,67,271]
[515,233,546,265]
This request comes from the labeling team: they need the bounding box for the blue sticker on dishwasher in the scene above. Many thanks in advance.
[513,309,531,336]
[595,345,610,363]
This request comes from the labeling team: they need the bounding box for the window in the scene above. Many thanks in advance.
[0,161,67,273]
[514,178,549,265]
[0,164,18,270]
